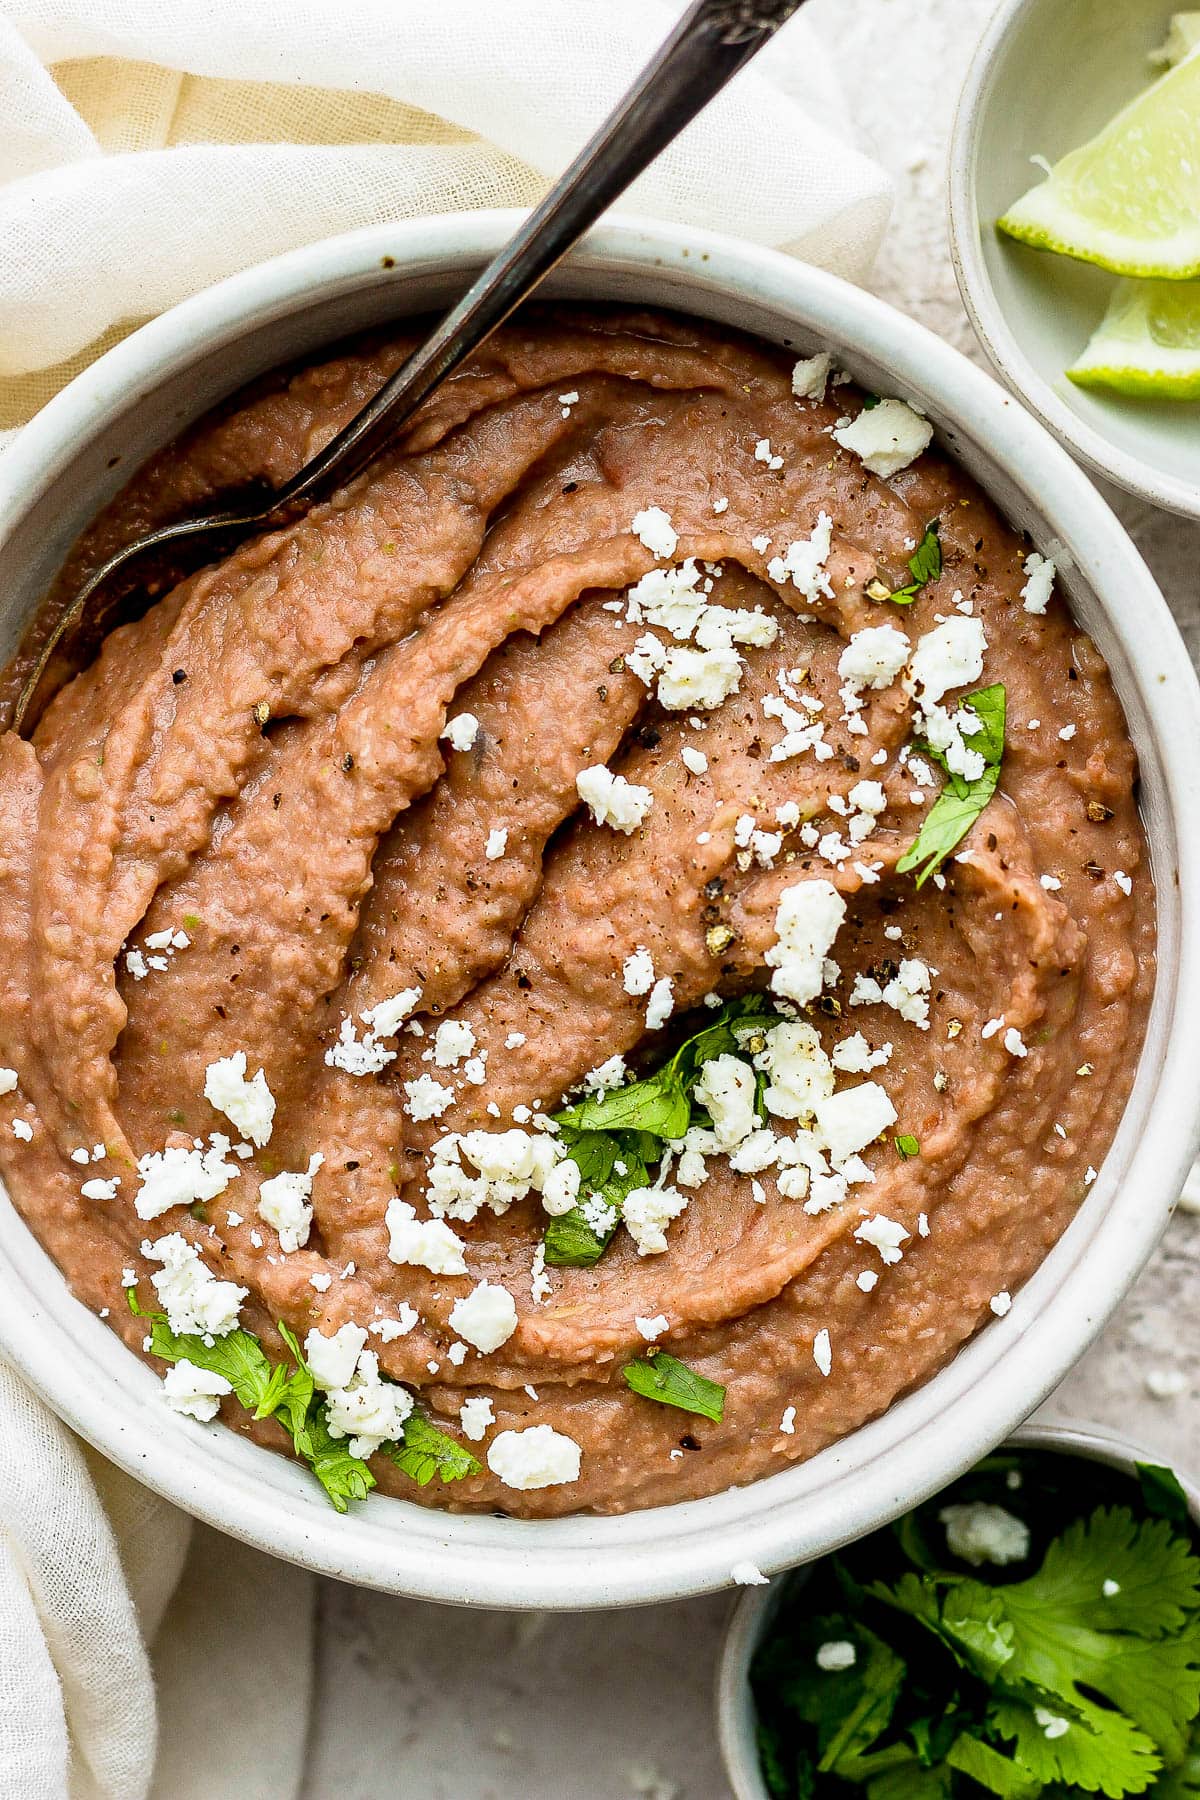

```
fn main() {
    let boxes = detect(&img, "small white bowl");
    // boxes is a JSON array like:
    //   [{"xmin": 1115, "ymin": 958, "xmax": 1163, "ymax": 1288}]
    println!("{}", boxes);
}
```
[
  {"xmin": 948, "ymin": 0, "xmax": 1200, "ymax": 518},
  {"xmin": 716, "ymin": 1422, "xmax": 1200, "ymax": 1799},
  {"xmin": 1, "ymin": 213, "xmax": 1199, "ymax": 1610}
]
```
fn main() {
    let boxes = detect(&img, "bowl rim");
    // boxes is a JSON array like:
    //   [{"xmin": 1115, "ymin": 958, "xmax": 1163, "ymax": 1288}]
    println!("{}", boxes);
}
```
[
  {"xmin": 946, "ymin": 0, "xmax": 1200, "ymax": 522},
  {"xmin": 715, "ymin": 1420, "xmax": 1200, "ymax": 1800},
  {"xmin": 1, "ymin": 209, "xmax": 1199, "ymax": 1611}
]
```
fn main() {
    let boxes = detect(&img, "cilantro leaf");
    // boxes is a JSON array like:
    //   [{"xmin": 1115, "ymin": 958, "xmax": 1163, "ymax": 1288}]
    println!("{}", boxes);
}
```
[
  {"xmin": 989, "ymin": 1694, "xmax": 1163, "ymax": 1798},
  {"xmin": 543, "ymin": 1204, "xmax": 617, "ymax": 1266},
  {"xmin": 1139, "ymin": 1462, "xmax": 1193, "ymax": 1529},
  {"xmin": 542, "ymin": 1131, "xmax": 650, "ymax": 1266},
  {"xmin": 897, "ymin": 684, "xmax": 1006, "ymax": 886},
  {"xmin": 882, "ymin": 523, "xmax": 943, "ymax": 606},
  {"xmin": 753, "ymin": 1612, "xmax": 905, "ymax": 1778},
  {"xmin": 292, "ymin": 1405, "xmax": 376, "ymax": 1513},
  {"xmin": 1012, "ymin": 1505, "xmax": 1200, "ymax": 1638},
  {"xmin": 945, "ymin": 1730, "xmax": 1043, "ymax": 1799},
  {"xmin": 384, "ymin": 1414, "xmax": 482, "ymax": 1488},
  {"xmin": 545, "ymin": 998, "xmax": 779, "ymax": 1265},
  {"xmin": 1156, "ymin": 1715, "xmax": 1200, "ymax": 1799},
  {"xmin": 622, "ymin": 1351, "xmax": 725, "ymax": 1422},
  {"xmin": 559, "ymin": 1072, "xmax": 691, "ymax": 1140},
  {"xmin": 894, "ymin": 1134, "xmax": 920, "ymax": 1159}
]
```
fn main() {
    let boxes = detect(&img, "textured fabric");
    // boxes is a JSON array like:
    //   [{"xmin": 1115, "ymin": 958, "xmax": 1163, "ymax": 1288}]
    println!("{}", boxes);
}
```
[
  {"xmin": 0, "ymin": 4, "xmax": 889, "ymax": 1795},
  {"xmin": 0, "ymin": 0, "xmax": 893, "ymax": 426}
]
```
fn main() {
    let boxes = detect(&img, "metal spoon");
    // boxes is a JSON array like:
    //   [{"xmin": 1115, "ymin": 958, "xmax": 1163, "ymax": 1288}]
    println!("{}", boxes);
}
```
[{"xmin": 12, "ymin": 0, "xmax": 806, "ymax": 732}]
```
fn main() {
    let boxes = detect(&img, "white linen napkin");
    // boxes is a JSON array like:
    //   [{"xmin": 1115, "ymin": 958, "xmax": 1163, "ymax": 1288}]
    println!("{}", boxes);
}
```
[{"xmin": 0, "ymin": 4, "xmax": 891, "ymax": 1795}]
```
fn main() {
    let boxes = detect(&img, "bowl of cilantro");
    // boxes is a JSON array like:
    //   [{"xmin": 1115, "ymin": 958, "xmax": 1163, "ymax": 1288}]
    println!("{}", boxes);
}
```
[{"xmin": 717, "ymin": 1422, "xmax": 1200, "ymax": 1800}]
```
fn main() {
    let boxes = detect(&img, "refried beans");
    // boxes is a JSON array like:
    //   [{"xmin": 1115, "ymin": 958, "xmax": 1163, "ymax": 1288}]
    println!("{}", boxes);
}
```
[{"xmin": 0, "ymin": 306, "xmax": 1153, "ymax": 1516}]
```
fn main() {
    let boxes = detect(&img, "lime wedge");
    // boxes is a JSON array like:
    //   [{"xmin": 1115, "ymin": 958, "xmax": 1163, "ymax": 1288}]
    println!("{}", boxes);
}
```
[
  {"xmin": 997, "ymin": 50, "xmax": 1200, "ymax": 278},
  {"xmin": 1067, "ymin": 278, "xmax": 1200, "ymax": 398}
]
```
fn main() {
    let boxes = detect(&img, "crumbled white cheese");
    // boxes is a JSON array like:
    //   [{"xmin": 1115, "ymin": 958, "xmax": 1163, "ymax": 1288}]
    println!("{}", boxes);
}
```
[
  {"xmin": 1020, "ymin": 552, "xmax": 1056, "ymax": 615},
  {"xmin": 0, "ymin": 1069, "xmax": 17, "ymax": 1096},
  {"xmin": 203, "ymin": 1052, "xmax": 275, "ymax": 1146},
  {"xmin": 645, "ymin": 977, "xmax": 675, "ymax": 1031},
  {"xmin": 448, "ymin": 1280, "xmax": 518, "ymax": 1353},
  {"xmin": 767, "ymin": 513, "xmax": 834, "ymax": 606},
  {"xmin": 623, "ymin": 1185, "xmax": 688, "ymax": 1256},
  {"xmin": 323, "ymin": 1349, "xmax": 413, "ymax": 1459},
  {"xmin": 681, "ymin": 745, "xmax": 708, "ymax": 775},
  {"xmin": 780, "ymin": 1405, "xmax": 796, "ymax": 1434},
  {"xmin": 990, "ymin": 1291, "xmax": 1013, "ymax": 1317},
  {"xmin": 656, "ymin": 643, "xmax": 744, "ymax": 711},
  {"xmin": 909, "ymin": 616, "xmax": 987, "ymax": 708},
  {"xmin": 581, "ymin": 1054, "xmax": 628, "ymax": 1097},
  {"xmin": 305, "ymin": 1322, "xmax": 369, "ymax": 1391},
  {"xmin": 1002, "ymin": 1027, "xmax": 1027, "ymax": 1059},
  {"xmin": 838, "ymin": 624, "xmax": 911, "ymax": 692},
  {"xmin": 756, "ymin": 1020, "xmax": 835, "ymax": 1122},
  {"xmin": 631, "ymin": 506, "xmax": 678, "ymax": 559},
  {"xmin": 792, "ymin": 352, "xmax": 833, "ymax": 401},
  {"xmin": 754, "ymin": 437, "xmax": 784, "ymax": 471},
  {"xmin": 833, "ymin": 398, "xmax": 933, "ymax": 478},
  {"xmin": 143, "ymin": 1233, "xmax": 247, "ymax": 1337},
  {"xmin": 814, "ymin": 1082, "xmax": 897, "ymax": 1166},
  {"xmin": 369, "ymin": 1305, "xmax": 419, "ymax": 1341},
  {"xmin": 402, "ymin": 1073, "xmax": 456, "ymax": 1121},
  {"xmin": 766, "ymin": 879, "xmax": 846, "ymax": 1006},
  {"xmin": 831, "ymin": 1033, "xmax": 892, "ymax": 1074},
  {"xmin": 940, "ymin": 1502, "xmax": 1031, "ymax": 1566},
  {"xmin": 487, "ymin": 1424, "xmax": 581, "ymax": 1489},
  {"xmin": 441, "ymin": 712, "xmax": 480, "ymax": 752},
  {"xmin": 258, "ymin": 1152, "xmax": 323, "ymax": 1252},
  {"xmin": 325, "ymin": 1016, "xmax": 396, "ymax": 1076},
  {"xmin": 432, "ymin": 1019, "xmax": 476, "ymax": 1068},
  {"xmin": 623, "ymin": 947, "xmax": 656, "ymax": 997},
  {"xmin": 576, "ymin": 763, "xmax": 654, "ymax": 833},
  {"xmin": 134, "ymin": 1140, "xmax": 237, "ymax": 1222},
  {"xmin": 385, "ymin": 1199, "xmax": 467, "ymax": 1274},
  {"xmin": 81, "ymin": 1177, "xmax": 119, "ymax": 1200},
  {"xmin": 162, "ymin": 1359, "xmax": 233, "ymax": 1423},
  {"xmin": 853, "ymin": 1213, "xmax": 911, "ymax": 1265},
  {"xmin": 813, "ymin": 1328, "xmax": 832, "ymax": 1376},
  {"xmin": 460, "ymin": 1395, "xmax": 495, "ymax": 1441},
  {"xmin": 485, "ymin": 827, "xmax": 508, "ymax": 860},
  {"xmin": 1113, "ymin": 870, "xmax": 1132, "ymax": 897},
  {"xmin": 694, "ymin": 1054, "xmax": 759, "ymax": 1147},
  {"xmin": 625, "ymin": 560, "xmax": 707, "ymax": 639},
  {"xmin": 636, "ymin": 1314, "xmax": 669, "ymax": 1343},
  {"xmin": 361, "ymin": 987, "xmax": 422, "ymax": 1037}
]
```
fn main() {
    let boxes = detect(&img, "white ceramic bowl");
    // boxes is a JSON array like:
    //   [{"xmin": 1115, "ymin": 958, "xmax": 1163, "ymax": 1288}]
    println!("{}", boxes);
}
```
[
  {"xmin": 1, "ymin": 212, "xmax": 1198, "ymax": 1611},
  {"xmin": 716, "ymin": 1421, "xmax": 1200, "ymax": 1799},
  {"xmin": 949, "ymin": 0, "xmax": 1200, "ymax": 519}
]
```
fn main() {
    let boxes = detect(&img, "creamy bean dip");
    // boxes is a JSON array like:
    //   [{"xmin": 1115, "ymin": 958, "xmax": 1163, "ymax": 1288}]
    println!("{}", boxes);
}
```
[{"xmin": 0, "ymin": 308, "xmax": 1152, "ymax": 1515}]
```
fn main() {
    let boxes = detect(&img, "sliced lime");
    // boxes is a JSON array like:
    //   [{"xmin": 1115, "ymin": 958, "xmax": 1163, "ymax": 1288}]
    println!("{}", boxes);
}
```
[
  {"xmin": 997, "ymin": 50, "xmax": 1200, "ymax": 279},
  {"xmin": 1068, "ymin": 278, "xmax": 1200, "ymax": 399}
]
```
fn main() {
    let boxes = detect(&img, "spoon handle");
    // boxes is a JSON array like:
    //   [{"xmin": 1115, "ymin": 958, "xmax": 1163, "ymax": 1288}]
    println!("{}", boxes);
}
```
[{"xmin": 281, "ymin": 0, "xmax": 808, "ymax": 506}]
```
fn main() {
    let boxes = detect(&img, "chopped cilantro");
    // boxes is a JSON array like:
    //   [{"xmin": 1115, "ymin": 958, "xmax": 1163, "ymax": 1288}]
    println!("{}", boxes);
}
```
[
  {"xmin": 894, "ymin": 1134, "xmax": 920, "ymax": 1159},
  {"xmin": 897, "ymin": 684, "xmax": 1006, "ymax": 887},
  {"xmin": 128, "ymin": 1292, "xmax": 475, "ymax": 1512},
  {"xmin": 878, "ymin": 522, "xmax": 943, "ymax": 606},
  {"xmin": 544, "ymin": 996, "xmax": 780, "ymax": 1267},
  {"xmin": 622, "ymin": 1351, "xmax": 725, "ymax": 1422},
  {"xmin": 750, "ymin": 1447, "xmax": 1200, "ymax": 1800},
  {"xmin": 383, "ymin": 1414, "xmax": 481, "ymax": 1488}
]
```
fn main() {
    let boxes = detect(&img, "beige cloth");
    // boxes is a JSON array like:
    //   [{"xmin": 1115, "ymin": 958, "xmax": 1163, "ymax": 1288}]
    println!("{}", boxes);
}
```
[{"xmin": 0, "ymin": 3, "xmax": 891, "ymax": 1795}]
